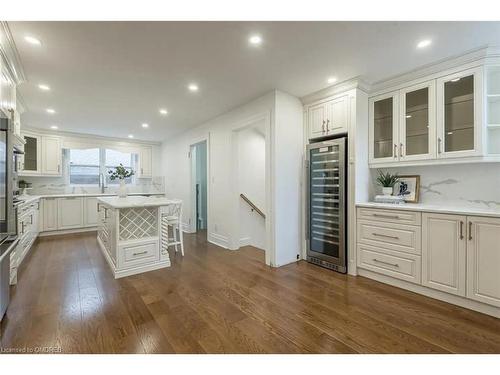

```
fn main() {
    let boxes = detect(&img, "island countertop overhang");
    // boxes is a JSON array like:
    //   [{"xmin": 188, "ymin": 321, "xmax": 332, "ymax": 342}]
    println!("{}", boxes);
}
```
[{"xmin": 97, "ymin": 195, "xmax": 180, "ymax": 209}]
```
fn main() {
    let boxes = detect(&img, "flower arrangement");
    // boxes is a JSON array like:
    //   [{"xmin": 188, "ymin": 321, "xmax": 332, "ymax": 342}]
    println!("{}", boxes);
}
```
[
  {"xmin": 108, "ymin": 164, "xmax": 134, "ymax": 181},
  {"xmin": 376, "ymin": 170, "xmax": 399, "ymax": 196}
]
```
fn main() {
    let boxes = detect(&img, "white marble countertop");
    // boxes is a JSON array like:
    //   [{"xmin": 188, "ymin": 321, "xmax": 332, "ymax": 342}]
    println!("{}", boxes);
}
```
[
  {"xmin": 356, "ymin": 202, "xmax": 500, "ymax": 218},
  {"xmin": 97, "ymin": 195, "xmax": 180, "ymax": 209},
  {"xmin": 20, "ymin": 192, "xmax": 164, "ymax": 199}
]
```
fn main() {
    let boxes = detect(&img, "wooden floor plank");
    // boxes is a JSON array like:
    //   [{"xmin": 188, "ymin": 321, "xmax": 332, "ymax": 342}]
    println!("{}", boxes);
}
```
[{"xmin": 1, "ymin": 231, "xmax": 499, "ymax": 353}]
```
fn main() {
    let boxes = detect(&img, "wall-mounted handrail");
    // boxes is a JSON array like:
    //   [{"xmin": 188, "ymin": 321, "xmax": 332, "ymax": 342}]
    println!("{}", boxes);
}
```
[{"xmin": 240, "ymin": 194, "xmax": 265, "ymax": 219}]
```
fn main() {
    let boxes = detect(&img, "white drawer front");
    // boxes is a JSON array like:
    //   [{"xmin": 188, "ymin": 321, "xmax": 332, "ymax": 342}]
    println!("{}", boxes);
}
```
[
  {"xmin": 120, "ymin": 241, "xmax": 159, "ymax": 269},
  {"xmin": 358, "ymin": 243, "xmax": 421, "ymax": 284},
  {"xmin": 357, "ymin": 207, "xmax": 421, "ymax": 225},
  {"xmin": 357, "ymin": 221, "xmax": 421, "ymax": 255}
]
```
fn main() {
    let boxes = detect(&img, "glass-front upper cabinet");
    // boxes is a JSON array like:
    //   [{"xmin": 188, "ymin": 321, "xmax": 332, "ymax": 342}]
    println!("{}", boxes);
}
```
[
  {"xmin": 19, "ymin": 133, "xmax": 41, "ymax": 175},
  {"xmin": 400, "ymin": 81, "xmax": 436, "ymax": 161},
  {"xmin": 437, "ymin": 67, "xmax": 483, "ymax": 158},
  {"xmin": 369, "ymin": 91, "xmax": 399, "ymax": 163}
]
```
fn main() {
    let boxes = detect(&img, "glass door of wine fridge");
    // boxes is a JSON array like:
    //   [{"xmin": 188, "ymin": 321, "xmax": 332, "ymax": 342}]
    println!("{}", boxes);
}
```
[{"xmin": 306, "ymin": 137, "xmax": 346, "ymax": 273}]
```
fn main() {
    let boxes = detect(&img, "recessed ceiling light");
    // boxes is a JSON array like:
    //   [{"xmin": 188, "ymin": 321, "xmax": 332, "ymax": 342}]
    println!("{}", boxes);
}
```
[
  {"xmin": 188, "ymin": 83, "xmax": 199, "ymax": 92},
  {"xmin": 46, "ymin": 108, "xmax": 56, "ymax": 114},
  {"xmin": 38, "ymin": 84, "xmax": 50, "ymax": 91},
  {"xmin": 141, "ymin": 123, "xmax": 149, "ymax": 128},
  {"xmin": 327, "ymin": 77, "xmax": 338, "ymax": 84},
  {"xmin": 249, "ymin": 35, "xmax": 262, "ymax": 45},
  {"xmin": 128, "ymin": 134, "xmax": 134, "ymax": 139},
  {"xmin": 159, "ymin": 109, "xmax": 168, "ymax": 115},
  {"xmin": 50, "ymin": 125, "xmax": 58, "ymax": 130},
  {"xmin": 24, "ymin": 36, "xmax": 41, "ymax": 45},
  {"xmin": 417, "ymin": 39, "xmax": 432, "ymax": 49},
  {"xmin": 451, "ymin": 78, "xmax": 461, "ymax": 82}
]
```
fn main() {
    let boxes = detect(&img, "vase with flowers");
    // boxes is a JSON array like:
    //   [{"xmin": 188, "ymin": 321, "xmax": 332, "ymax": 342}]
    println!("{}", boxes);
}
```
[{"xmin": 108, "ymin": 164, "xmax": 134, "ymax": 198}]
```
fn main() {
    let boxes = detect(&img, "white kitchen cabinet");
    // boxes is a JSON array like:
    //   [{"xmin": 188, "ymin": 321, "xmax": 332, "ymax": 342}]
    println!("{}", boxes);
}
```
[
  {"xmin": 466, "ymin": 216, "xmax": 500, "ymax": 307},
  {"xmin": 306, "ymin": 95, "xmax": 349, "ymax": 139},
  {"xmin": 57, "ymin": 197, "xmax": 84, "ymax": 229},
  {"xmin": 422, "ymin": 213, "xmax": 467, "ymax": 296},
  {"xmin": 41, "ymin": 136, "xmax": 62, "ymax": 176},
  {"xmin": 436, "ymin": 67, "xmax": 483, "ymax": 159},
  {"xmin": 84, "ymin": 196, "xmax": 99, "ymax": 227},
  {"xmin": 369, "ymin": 90, "xmax": 399, "ymax": 164},
  {"xmin": 138, "ymin": 146, "xmax": 153, "ymax": 178},
  {"xmin": 19, "ymin": 132, "xmax": 42, "ymax": 176},
  {"xmin": 42, "ymin": 198, "xmax": 58, "ymax": 231}
]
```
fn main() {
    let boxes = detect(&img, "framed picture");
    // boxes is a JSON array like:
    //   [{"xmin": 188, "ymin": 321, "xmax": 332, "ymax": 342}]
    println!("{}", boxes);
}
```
[{"xmin": 394, "ymin": 175, "xmax": 420, "ymax": 203}]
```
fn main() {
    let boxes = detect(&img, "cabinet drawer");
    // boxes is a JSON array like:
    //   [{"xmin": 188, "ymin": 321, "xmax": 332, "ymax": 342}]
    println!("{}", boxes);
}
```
[
  {"xmin": 357, "ymin": 220, "xmax": 421, "ymax": 254},
  {"xmin": 357, "ymin": 207, "xmax": 421, "ymax": 225},
  {"xmin": 120, "ymin": 241, "xmax": 159, "ymax": 269},
  {"xmin": 358, "ymin": 243, "xmax": 421, "ymax": 284}
]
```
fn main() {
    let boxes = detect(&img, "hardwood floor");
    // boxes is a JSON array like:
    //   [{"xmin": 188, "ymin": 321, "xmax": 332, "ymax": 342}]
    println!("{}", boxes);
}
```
[{"xmin": 1, "ymin": 231, "xmax": 499, "ymax": 354}]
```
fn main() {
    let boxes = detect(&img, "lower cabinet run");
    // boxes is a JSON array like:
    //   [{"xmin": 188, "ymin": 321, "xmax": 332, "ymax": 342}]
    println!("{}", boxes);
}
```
[{"xmin": 357, "ymin": 207, "xmax": 500, "ymax": 317}]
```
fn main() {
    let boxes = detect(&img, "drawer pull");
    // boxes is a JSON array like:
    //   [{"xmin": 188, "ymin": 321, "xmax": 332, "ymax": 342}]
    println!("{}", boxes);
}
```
[
  {"xmin": 133, "ymin": 250, "xmax": 148, "ymax": 256},
  {"xmin": 372, "ymin": 213, "xmax": 400, "ymax": 219},
  {"xmin": 372, "ymin": 232, "xmax": 399, "ymax": 240},
  {"xmin": 373, "ymin": 258, "xmax": 399, "ymax": 268}
]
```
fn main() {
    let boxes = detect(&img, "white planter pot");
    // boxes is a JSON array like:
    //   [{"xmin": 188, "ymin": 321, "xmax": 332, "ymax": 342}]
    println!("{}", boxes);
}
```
[
  {"xmin": 118, "ymin": 180, "xmax": 128, "ymax": 198},
  {"xmin": 382, "ymin": 187, "xmax": 393, "ymax": 196}
]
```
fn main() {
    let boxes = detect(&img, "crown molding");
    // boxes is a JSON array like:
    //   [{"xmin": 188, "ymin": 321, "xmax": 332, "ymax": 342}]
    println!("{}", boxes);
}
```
[
  {"xmin": 300, "ymin": 76, "xmax": 370, "ymax": 105},
  {"xmin": 0, "ymin": 22, "xmax": 26, "ymax": 84}
]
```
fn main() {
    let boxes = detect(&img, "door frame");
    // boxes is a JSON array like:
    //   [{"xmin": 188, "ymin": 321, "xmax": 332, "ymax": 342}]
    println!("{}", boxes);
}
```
[
  {"xmin": 188, "ymin": 135, "xmax": 210, "ymax": 234},
  {"xmin": 229, "ymin": 111, "xmax": 274, "ymax": 266}
]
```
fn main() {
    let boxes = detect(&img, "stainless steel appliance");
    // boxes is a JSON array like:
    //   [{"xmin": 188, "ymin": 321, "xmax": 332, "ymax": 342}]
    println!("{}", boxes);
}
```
[
  {"xmin": 0, "ymin": 237, "xmax": 18, "ymax": 321},
  {"xmin": 306, "ymin": 136, "xmax": 347, "ymax": 273}
]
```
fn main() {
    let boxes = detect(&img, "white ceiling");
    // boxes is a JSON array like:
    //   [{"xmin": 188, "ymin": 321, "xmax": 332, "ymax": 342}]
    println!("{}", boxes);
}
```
[{"xmin": 9, "ymin": 21, "xmax": 500, "ymax": 141}]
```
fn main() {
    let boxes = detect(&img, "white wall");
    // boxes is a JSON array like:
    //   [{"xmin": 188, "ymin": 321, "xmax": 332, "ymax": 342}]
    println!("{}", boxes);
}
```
[
  {"xmin": 161, "ymin": 90, "xmax": 304, "ymax": 267},
  {"xmin": 237, "ymin": 125, "xmax": 266, "ymax": 250}
]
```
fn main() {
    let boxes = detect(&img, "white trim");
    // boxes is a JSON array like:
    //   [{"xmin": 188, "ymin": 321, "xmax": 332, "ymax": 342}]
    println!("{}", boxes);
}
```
[
  {"xmin": 39, "ymin": 227, "xmax": 97, "ymax": 237},
  {"xmin": 208, "ymin": 232, "xmax": 230, "ymax": 249},
  {"xmin": 0, "ymin": 22, "xmax": 26, "ymax": 84},
  {"xmin": 301, "ymin": 77, "xmax": 370, "ymax": 105},
  {"xmin": 188, "ymin": 134, "xmax": 210, "ymax": 235},
  {"xmin": 239, "ymin": 236, "xmax": 251, "ymax": 247},
  {"xmin": 358, "ymin": 268, "xmax": 500, "ymax": 318}
]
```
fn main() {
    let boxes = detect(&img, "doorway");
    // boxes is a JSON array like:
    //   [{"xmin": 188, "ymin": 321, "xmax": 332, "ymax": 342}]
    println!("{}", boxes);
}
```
[{"xmin": 190, "ymin": 140, "xmax": 208, "ymax": 238}]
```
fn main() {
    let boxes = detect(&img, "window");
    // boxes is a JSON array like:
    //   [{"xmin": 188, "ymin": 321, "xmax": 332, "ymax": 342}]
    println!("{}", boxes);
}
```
[
  {"xmin": 69, "ymin": 148, "xmax": 100, "ymax": 185},
  {"xmin": 105, "ymin": 149, "xmax": 134, "ymax": 185}
]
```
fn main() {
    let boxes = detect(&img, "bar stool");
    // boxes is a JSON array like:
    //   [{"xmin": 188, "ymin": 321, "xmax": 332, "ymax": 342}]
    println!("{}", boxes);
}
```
[{"xmin": 160, "ymin": 200, "xmax": 184, "ymax": 256}]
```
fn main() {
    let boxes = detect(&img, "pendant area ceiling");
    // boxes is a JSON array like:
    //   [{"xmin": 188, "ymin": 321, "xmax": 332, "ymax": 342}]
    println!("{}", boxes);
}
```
[{"xmin": 9, "ymin": 21, "xmax": 500, "ymax": 141}]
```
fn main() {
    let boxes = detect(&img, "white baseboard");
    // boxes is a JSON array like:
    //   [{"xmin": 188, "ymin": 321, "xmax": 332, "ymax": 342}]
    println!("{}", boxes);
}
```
[
  {"xmin": 358, "ymin": 268, "xmax": 500, "ymax": 318},
  {"xmin": 181, "ymin": 222, "xmax": 195, "ymax": 233},
  {"xmin": 39, "ymin": 227, "xmax": 97, "ymax": 237},
  {"xmin": 208, "ymin": 232, "xmax": 229, "ymax": 249},
  {"xmin": 239, "ymin": 236, "xmax": 251, "ymax": 247}
]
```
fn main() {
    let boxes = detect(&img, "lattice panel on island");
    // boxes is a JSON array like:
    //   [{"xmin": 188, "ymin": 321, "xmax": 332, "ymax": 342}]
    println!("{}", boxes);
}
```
[{"xmin": 119, "ymin": 207, "xmax": 158, "ymax": 240}]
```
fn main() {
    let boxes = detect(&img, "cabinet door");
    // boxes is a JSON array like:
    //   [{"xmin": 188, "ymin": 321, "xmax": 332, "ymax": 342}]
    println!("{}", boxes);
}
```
[
  {"xmin": 84, "ymin": 197, "xmax": 99, "ymax": 226},
  {"xmin": 41, "ymin": 136, "xmax": 62, "ymax": 175},
  {"xmin": 57, "ymin": 197, "xmax": 84, "ymax": 229},
  {"xmin": 325, "ymin": 96, "xmax": 348, "ymax": 135},
  {"xmin": 422, "ymin": 213, "xmax": 466, "ymax": 296},
  {"xmin": 400, "ymin": 81, "xmax": 436, "ymax": 161},
  {"xmin": 369, "ymin": 91, "xmax": 399, "ymax": 164},
  {"xmin": 436, "ymin": 67, "xmax": 483, "ymax": 159},
  {"xmin": 138, "ymin": 147, "xmax": 153, "ymax": 178},
  {"xmin": 20, "ymin": 133, "xmax": 41, "ymax": 175},
  {"xmin": 467, "ymin": 216, "xmax": 500, "ymax": 307},
  {"xmin": 42, "ymin": 198, "xmax": 58, "ymax": 231},
  {"xmin": 308, "ymin": 103, "xmax": 327, "ymax": 138}
]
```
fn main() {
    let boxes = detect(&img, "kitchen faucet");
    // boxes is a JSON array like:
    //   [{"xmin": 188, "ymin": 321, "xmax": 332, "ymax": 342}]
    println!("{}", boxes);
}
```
[{"xmin": 99, "ymin": 173, "xmax": 106, "ymax": 193}]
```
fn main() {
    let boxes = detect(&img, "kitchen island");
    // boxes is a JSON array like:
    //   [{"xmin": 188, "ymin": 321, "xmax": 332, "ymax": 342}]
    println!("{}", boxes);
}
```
[{"xmin": 96, "ymin": 196, "xmax": 180, "ymax": 278}]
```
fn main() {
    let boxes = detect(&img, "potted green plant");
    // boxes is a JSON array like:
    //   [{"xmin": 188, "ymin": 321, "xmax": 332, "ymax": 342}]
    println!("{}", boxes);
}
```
[
  {"xmin": 376, "ymin": 170, "xmax": 399, "ymax": 196},
  {"xmin": 108, "ymin": 164, "xmax": 134, "ymax": 198}
]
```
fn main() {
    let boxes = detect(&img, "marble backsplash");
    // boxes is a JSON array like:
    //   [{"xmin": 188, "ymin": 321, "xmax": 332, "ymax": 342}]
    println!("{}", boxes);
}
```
[
  {"xmin": 20, "ymin": 176, "xmax": 165, "ymax": 196},
  {"xmin": 373, "ymin": 163, "xmax": 500, "ymax": 210}
]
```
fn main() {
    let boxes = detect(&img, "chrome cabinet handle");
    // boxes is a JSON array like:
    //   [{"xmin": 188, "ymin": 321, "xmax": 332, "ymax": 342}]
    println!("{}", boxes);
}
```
[
  {"xmin": 372, "ymin": 232, "xmax": 399, "ymax": 240},
  {"xmin": 394, "ymin": 144, "xmax": 398, "ymax": 158},
  {"xmin": 322, "ymin": 120, "xmax": 326, "ymax": 133},
  {"xmin": 133, "ymin": 251, "xmax": 148, "ymax": 256},
  {"xmin": 438, "ymin": 138, "xmax": 442, "ymax": 154},
  {"xmin": 141, "ymin": 168, "xmax": 144, "ymax": 175},
  {"xmin": 326, "ymin": 119, "xmax": 330, "ymax": 132},
  {"xmin": 460, "ymin": 221, "xmax": 464, "ymax": 240},
  {"xmin": 373, "ymin": 213, "xmax": 400, "ymax": 219},
  {"xmin": 30, "ymin": 215, "xmax": 33, "ymax": 225},
  {"xmin": 400, "ymin": 143, "xmax": 404, "ymax": 157},
  {"xmin": 58, "ymin": 165, "xmax": 60, "ymax": 173},
  {"xmin": 373, "ymin": 258, "xmax": 399, "ymax": 268},
  {"xmin": 468, "ymin": 221, "xmax": 473, "ymax": 241}
]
